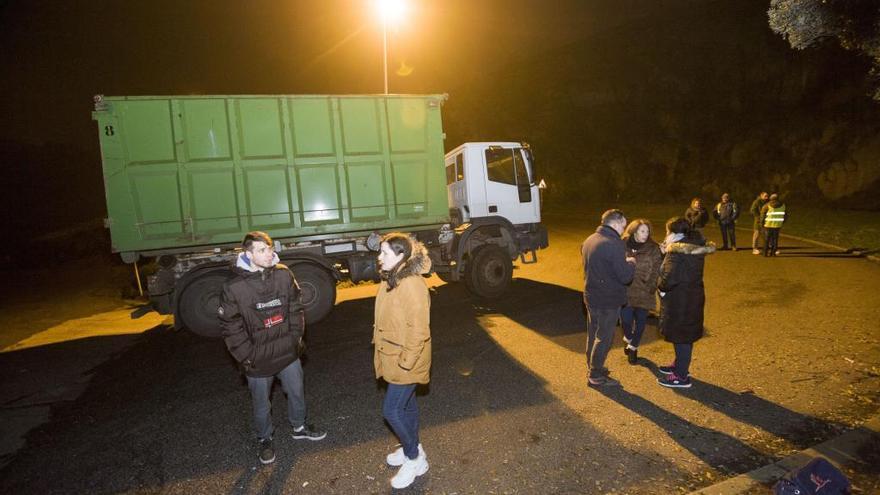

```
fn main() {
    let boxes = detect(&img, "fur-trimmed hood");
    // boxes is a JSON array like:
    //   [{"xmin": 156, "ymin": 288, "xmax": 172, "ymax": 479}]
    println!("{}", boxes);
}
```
[
  {"xmin": 383, "ymin": 237, "xmax": 432, "ymax": 290},
  {"xmin": 665, "ymin": 240, "xmax": 716, "ymax": 256}
]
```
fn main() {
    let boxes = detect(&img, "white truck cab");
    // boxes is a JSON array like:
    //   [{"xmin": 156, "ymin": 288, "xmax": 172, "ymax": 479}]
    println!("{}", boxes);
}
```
[{"xmin": 445, "ymin": 142, "xmax": 541, "ymax": 226}]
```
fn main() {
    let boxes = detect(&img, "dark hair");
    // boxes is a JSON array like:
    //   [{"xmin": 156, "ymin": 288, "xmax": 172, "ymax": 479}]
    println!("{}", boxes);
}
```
[
  {"xmin": 665, "ymin": 216, "xmax": 691, "ymax": 235},
  {"xmin": 601, "ymin": 209, "xmax": 626, "ymax": 226},
  {"xmin": 242, "ymin": 231, "xmax": 273, "ymax": 250},
  {"xmin": 623, "ymin": 218, "xmax": 653, "ymax": 240},
  {"xmin": 380, "ymin": 232, "xmax": 414, "ymax": 290}
]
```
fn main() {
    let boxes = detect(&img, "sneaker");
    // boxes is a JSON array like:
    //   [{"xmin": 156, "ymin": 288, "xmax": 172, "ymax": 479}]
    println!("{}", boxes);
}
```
[
  {"xmin": 752, "ymin": 248, "xmax": 760, "ymax": 255},
  {"xmin": 390, "ymin": 452, "xmax": 429, "ymax": 489},
  {"xmin": 588, "ymin": 375, "xmax": 621, "ymax": 387},
  {"xmin": 775, "ymin": 250, "xmax": 780, "ymax": 256},
  {"xmin": 292, "ymin": 424, "xmax": 327, "ymax": 441},
  {"xmin": 658, "ymin": 374, "xmax": 692, "ymax": 388},
  {"xmin": 258, "ymin": 438, "xmax": 275, "ymax": 465},
  {"xmin": 658, "ymin": 364, "xmax": 676, "ymax": 375},
  {"xmin": 387, "ymin": 443, "xmax": 426, "ymax": 467},
  {"xmin": 732, "ymin": 246, "xmax": 738, "ymax": 251}
]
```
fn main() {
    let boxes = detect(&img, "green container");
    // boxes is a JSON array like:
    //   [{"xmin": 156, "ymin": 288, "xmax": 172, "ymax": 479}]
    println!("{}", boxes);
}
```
[{"xmin": 93, "ymin": 94, "xmax": 449, "ymax": 259}]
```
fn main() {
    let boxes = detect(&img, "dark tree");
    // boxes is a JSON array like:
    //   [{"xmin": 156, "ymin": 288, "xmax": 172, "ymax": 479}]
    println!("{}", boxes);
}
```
[{"xmin": 769, "ymin": 0, "xmax": 880, "ymax": 98}]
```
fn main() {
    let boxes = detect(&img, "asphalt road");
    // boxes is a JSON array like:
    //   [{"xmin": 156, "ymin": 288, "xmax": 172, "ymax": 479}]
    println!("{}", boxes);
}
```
[{"xmin": 1, "ymin": 210, "xmax": 878, "ymax": 494}]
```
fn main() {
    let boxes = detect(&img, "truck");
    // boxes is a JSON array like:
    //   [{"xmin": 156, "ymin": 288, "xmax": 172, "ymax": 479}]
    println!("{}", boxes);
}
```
[{"xmin": 92, "ymin": 93, "xmax": 547, "ymax": 337}]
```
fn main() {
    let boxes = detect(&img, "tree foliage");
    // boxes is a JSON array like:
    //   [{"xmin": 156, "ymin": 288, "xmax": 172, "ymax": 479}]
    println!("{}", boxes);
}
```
[{"xmin": 769, "ymin": 0, "xmax": 880, "ymax": 98}]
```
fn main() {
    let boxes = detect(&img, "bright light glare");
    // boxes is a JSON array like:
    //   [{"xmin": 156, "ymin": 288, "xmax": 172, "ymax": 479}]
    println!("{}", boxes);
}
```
[{"xmin": 376, "ymin": 0, "xmax": 406, "ymax": 24}]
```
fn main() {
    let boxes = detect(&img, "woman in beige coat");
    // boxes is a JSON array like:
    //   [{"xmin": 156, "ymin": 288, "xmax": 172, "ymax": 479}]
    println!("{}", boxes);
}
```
[{"xmin": 374, "ymin": 233, "xmax": 432, "ymax": 489}]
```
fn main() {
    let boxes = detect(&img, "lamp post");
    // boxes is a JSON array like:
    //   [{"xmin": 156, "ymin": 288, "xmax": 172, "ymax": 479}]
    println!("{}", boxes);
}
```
[{"xmin": 376, "ymin": 0, "xmax": 406, "ymax": 94}]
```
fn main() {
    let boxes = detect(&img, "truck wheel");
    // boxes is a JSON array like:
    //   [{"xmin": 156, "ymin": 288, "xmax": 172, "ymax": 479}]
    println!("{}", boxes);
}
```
[
  {"xmin": 179, "ymin": 271, "xmax": 231, "ymax": 338},
  {"xmin": 291, "ymin": 264, "xmax": 336, "ymax": 324},
  {"xmin": 465, "ymin": 245, "xmax": 513, "ymax": 298}
]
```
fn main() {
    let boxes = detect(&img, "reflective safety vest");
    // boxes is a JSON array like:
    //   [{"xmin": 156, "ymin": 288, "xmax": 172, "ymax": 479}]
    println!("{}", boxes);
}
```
[{"xmin": 764, "ymin": 204, "xmax": 786, "ymax": 228}]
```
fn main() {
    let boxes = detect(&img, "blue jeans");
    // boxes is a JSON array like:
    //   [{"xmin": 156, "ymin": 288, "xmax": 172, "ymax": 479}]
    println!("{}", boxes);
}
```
[
  {"xmin": 673, "ymin": 343, "xmax": 693, "ymax": 378},
  {"xmin": 620, "ymin": 306, "xmax": 648, "ymax": 348},
  {"xmin": 383, "ymin": 383, "xmax": 420, "ymax": 460},
  {"xmin": 586, "ymin": 306, "xmax": 620, "ymax": 379},
  {"xmin": 246, "ymin": 359, "xmax": 306, "ymax": 440}
]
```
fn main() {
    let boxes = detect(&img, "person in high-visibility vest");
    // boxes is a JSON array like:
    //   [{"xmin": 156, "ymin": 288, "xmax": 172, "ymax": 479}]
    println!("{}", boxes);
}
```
[{"xmin": 760, "ymin": 194, "xmax": 787, "ymax": 257}]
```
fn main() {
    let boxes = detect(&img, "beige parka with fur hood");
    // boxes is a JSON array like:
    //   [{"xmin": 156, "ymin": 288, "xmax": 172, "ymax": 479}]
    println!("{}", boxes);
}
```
[{"xmin": 373, "ymin": 237, "xmax": 432, "ymax": 384}]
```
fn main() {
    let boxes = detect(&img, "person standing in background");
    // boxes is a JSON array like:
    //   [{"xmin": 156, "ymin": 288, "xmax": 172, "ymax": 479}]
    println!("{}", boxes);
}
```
[
  {"xmin": 712, "ymin": 193, "xmax": 740, "ymax": 250},
  {"xmin": 749, "ymin": 191, "xmax": 769, "ymax": 255},
  {"xmin": 761, "ymin": 194, "xmax": 787, "ymax": 257}
]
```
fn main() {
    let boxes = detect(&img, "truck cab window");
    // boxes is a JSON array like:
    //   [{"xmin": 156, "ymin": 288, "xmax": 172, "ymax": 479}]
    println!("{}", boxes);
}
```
[
  {"xmin": 446, "ymin": 164, "xmax": 456, "ymax": 185},
  {"xmin": 485, "ymin": 148, "xmax": 517, "ymax": 185}
]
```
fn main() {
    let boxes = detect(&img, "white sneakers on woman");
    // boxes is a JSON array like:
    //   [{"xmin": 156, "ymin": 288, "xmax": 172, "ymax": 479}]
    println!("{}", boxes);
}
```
[
  {"xmin": 386, "ymin": 443, "xmax": 425, "ymax": 466},
  {"xmin": 387, "ymin": 444, "xmax": 429, "ymax": 489}
]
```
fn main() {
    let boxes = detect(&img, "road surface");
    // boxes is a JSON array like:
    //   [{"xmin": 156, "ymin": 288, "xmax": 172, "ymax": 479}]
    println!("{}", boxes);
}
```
[{"xmin": 1, "ymin": 208, "xmax": 878, "ymax": 493}]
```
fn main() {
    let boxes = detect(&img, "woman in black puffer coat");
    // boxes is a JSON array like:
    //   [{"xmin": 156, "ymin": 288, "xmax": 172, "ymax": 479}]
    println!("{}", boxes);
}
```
[{"xmin": 656, "ymin": 217, "xmax": 715, "ymax": 388}]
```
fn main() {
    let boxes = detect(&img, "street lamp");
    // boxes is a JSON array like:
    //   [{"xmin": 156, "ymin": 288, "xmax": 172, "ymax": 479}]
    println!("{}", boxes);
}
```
[{"xmin": 376, "ymin": 0, "xmax": 406, "ymax": 94}]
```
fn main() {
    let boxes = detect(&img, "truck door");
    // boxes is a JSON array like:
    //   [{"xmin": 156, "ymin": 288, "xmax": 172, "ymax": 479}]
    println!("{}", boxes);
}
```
[
  {"xmin": 445, "ymin": 152, "xmax": 467, "ymax": 221},
  {"xmin": 482, "ymin": 146, "xmax": 540, "ymax": 225}
]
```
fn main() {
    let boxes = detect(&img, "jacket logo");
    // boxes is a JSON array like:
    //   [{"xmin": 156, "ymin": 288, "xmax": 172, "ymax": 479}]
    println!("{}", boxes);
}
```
[
  {"xmin": 256, "ymin": 298, "xmax": 282, "ymax": 310},
  {"xmin": 263, "ymin": 314, "xmax": 284, "ymax": 328}
]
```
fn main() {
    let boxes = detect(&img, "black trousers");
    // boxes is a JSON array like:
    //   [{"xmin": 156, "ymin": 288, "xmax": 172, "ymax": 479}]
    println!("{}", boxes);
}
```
[
  {"xmin": 719, "ymin": 222, "xmax": 736, "ymax": 248},
  {"xmin": 764, "ymin": 228, "xmax": 781, "ymax": 256}
]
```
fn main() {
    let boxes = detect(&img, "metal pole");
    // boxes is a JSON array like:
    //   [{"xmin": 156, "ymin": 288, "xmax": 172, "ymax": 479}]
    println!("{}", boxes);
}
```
[{"xmin": 383, "ymin": 17, "xmax": 389, "ymax": 94}]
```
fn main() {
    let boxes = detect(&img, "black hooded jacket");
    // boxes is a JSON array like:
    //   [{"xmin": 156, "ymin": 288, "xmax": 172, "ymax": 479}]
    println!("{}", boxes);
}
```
[
  {"xmin": 658, "ymin": 233, "xmax": 715, "ymax": 344},
  {"xmin": 219, "ymin": 255, "xmax": 304, "ymax": 378}
]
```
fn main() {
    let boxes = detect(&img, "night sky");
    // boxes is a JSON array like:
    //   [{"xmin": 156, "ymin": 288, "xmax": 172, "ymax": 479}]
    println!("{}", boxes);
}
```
[
  {"xmin": 2, "ymin": 0, "xmax": 875, "ymax": 236},
  {"xmin": 0, "ymin": 0, "xmax": 700, "ymax": 148}
]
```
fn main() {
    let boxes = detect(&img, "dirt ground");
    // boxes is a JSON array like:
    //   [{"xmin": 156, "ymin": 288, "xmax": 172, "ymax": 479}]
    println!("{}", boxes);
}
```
[{"xmin": 0, "ymin": 207, "xmax": 878, "ymax": 493}]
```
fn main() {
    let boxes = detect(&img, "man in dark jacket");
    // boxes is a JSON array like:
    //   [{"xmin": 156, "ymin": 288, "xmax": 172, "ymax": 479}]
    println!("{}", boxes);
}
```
[
  {"xmin": 749, "ymin": 192, "xmax": 769, "ymax": 255},
  {"xmin": 220, "ymin": 231, "xmax": 326, "ymax": 465},
  {"xmin": 581, "ymin": 209, "xmax": 636, "ymax": 387},
  {"xmin": 712, "ymin": 193, "xmax": 740, "ymax": 250},
  {"xmin": 685, "ymin": 198, "xmax": 709, "ymax": 231}
]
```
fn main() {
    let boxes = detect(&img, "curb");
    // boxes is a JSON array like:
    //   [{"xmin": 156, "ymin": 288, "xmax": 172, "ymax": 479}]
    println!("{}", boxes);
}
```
[{"xmin": 687, "ymin": 413, "xmax": 880, "ymax": 494}]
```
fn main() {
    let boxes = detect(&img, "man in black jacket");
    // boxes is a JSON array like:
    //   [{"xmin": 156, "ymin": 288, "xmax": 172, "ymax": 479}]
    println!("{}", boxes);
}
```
[
  {"xmin": 712, "ymin": 193, "xmax": 740, "ymax": 250},
  {"xmin": 581, "ymin": 209, "xmax": 636, "ymax": 387},
  {"xmin": 219, "ymin": 231, "xmax": 326, "ymax": 465}
]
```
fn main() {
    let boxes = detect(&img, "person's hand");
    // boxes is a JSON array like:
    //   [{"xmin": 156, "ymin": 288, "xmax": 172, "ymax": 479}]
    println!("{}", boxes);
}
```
[{"xmin": 626, "ymin": 257, "xmax": 636, "ymax": 264}]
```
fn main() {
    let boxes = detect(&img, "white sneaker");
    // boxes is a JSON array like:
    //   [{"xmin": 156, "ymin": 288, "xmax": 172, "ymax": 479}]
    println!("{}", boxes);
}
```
[
  {"xmin": 390, "ymin": 452, "xmax": 429, "ymax": 489},
  {"xmin": 752, "ymin": 248, "xmax": 760, "ymax": 255},
  {"xmin": 386, "ymin": 443, "xmax": 425, "ymax": 467}
]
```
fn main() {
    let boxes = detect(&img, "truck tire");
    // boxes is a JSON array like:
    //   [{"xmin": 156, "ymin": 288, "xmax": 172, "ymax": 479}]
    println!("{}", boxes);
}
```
[
  {"xmin": 178, "ymin": 270, "xmax": 232, "ymax": 338},
  {"xmin": 465, "ymin": 244, "xmax": 513, "ymax": 299},
  {"xmin": 291, "ymin": 264, "xmax": 336, "ymax": 324}
]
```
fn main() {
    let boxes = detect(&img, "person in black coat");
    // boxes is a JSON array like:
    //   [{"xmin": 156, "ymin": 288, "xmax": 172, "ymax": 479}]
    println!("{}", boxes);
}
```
[
  {"xmin": 220, "ymin": 231, "xmax": 327, "ymax": 465},
  {"xmin": 581, "ymin": 209, "xmax": 636, "ymax": 387},
  {"xmin": 684, "ymin": 197, "xmax": 709, "ymax": 231},
  {"xmin": 656, "ymin": 217, "xmax": 716, "ymax": 388}
]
